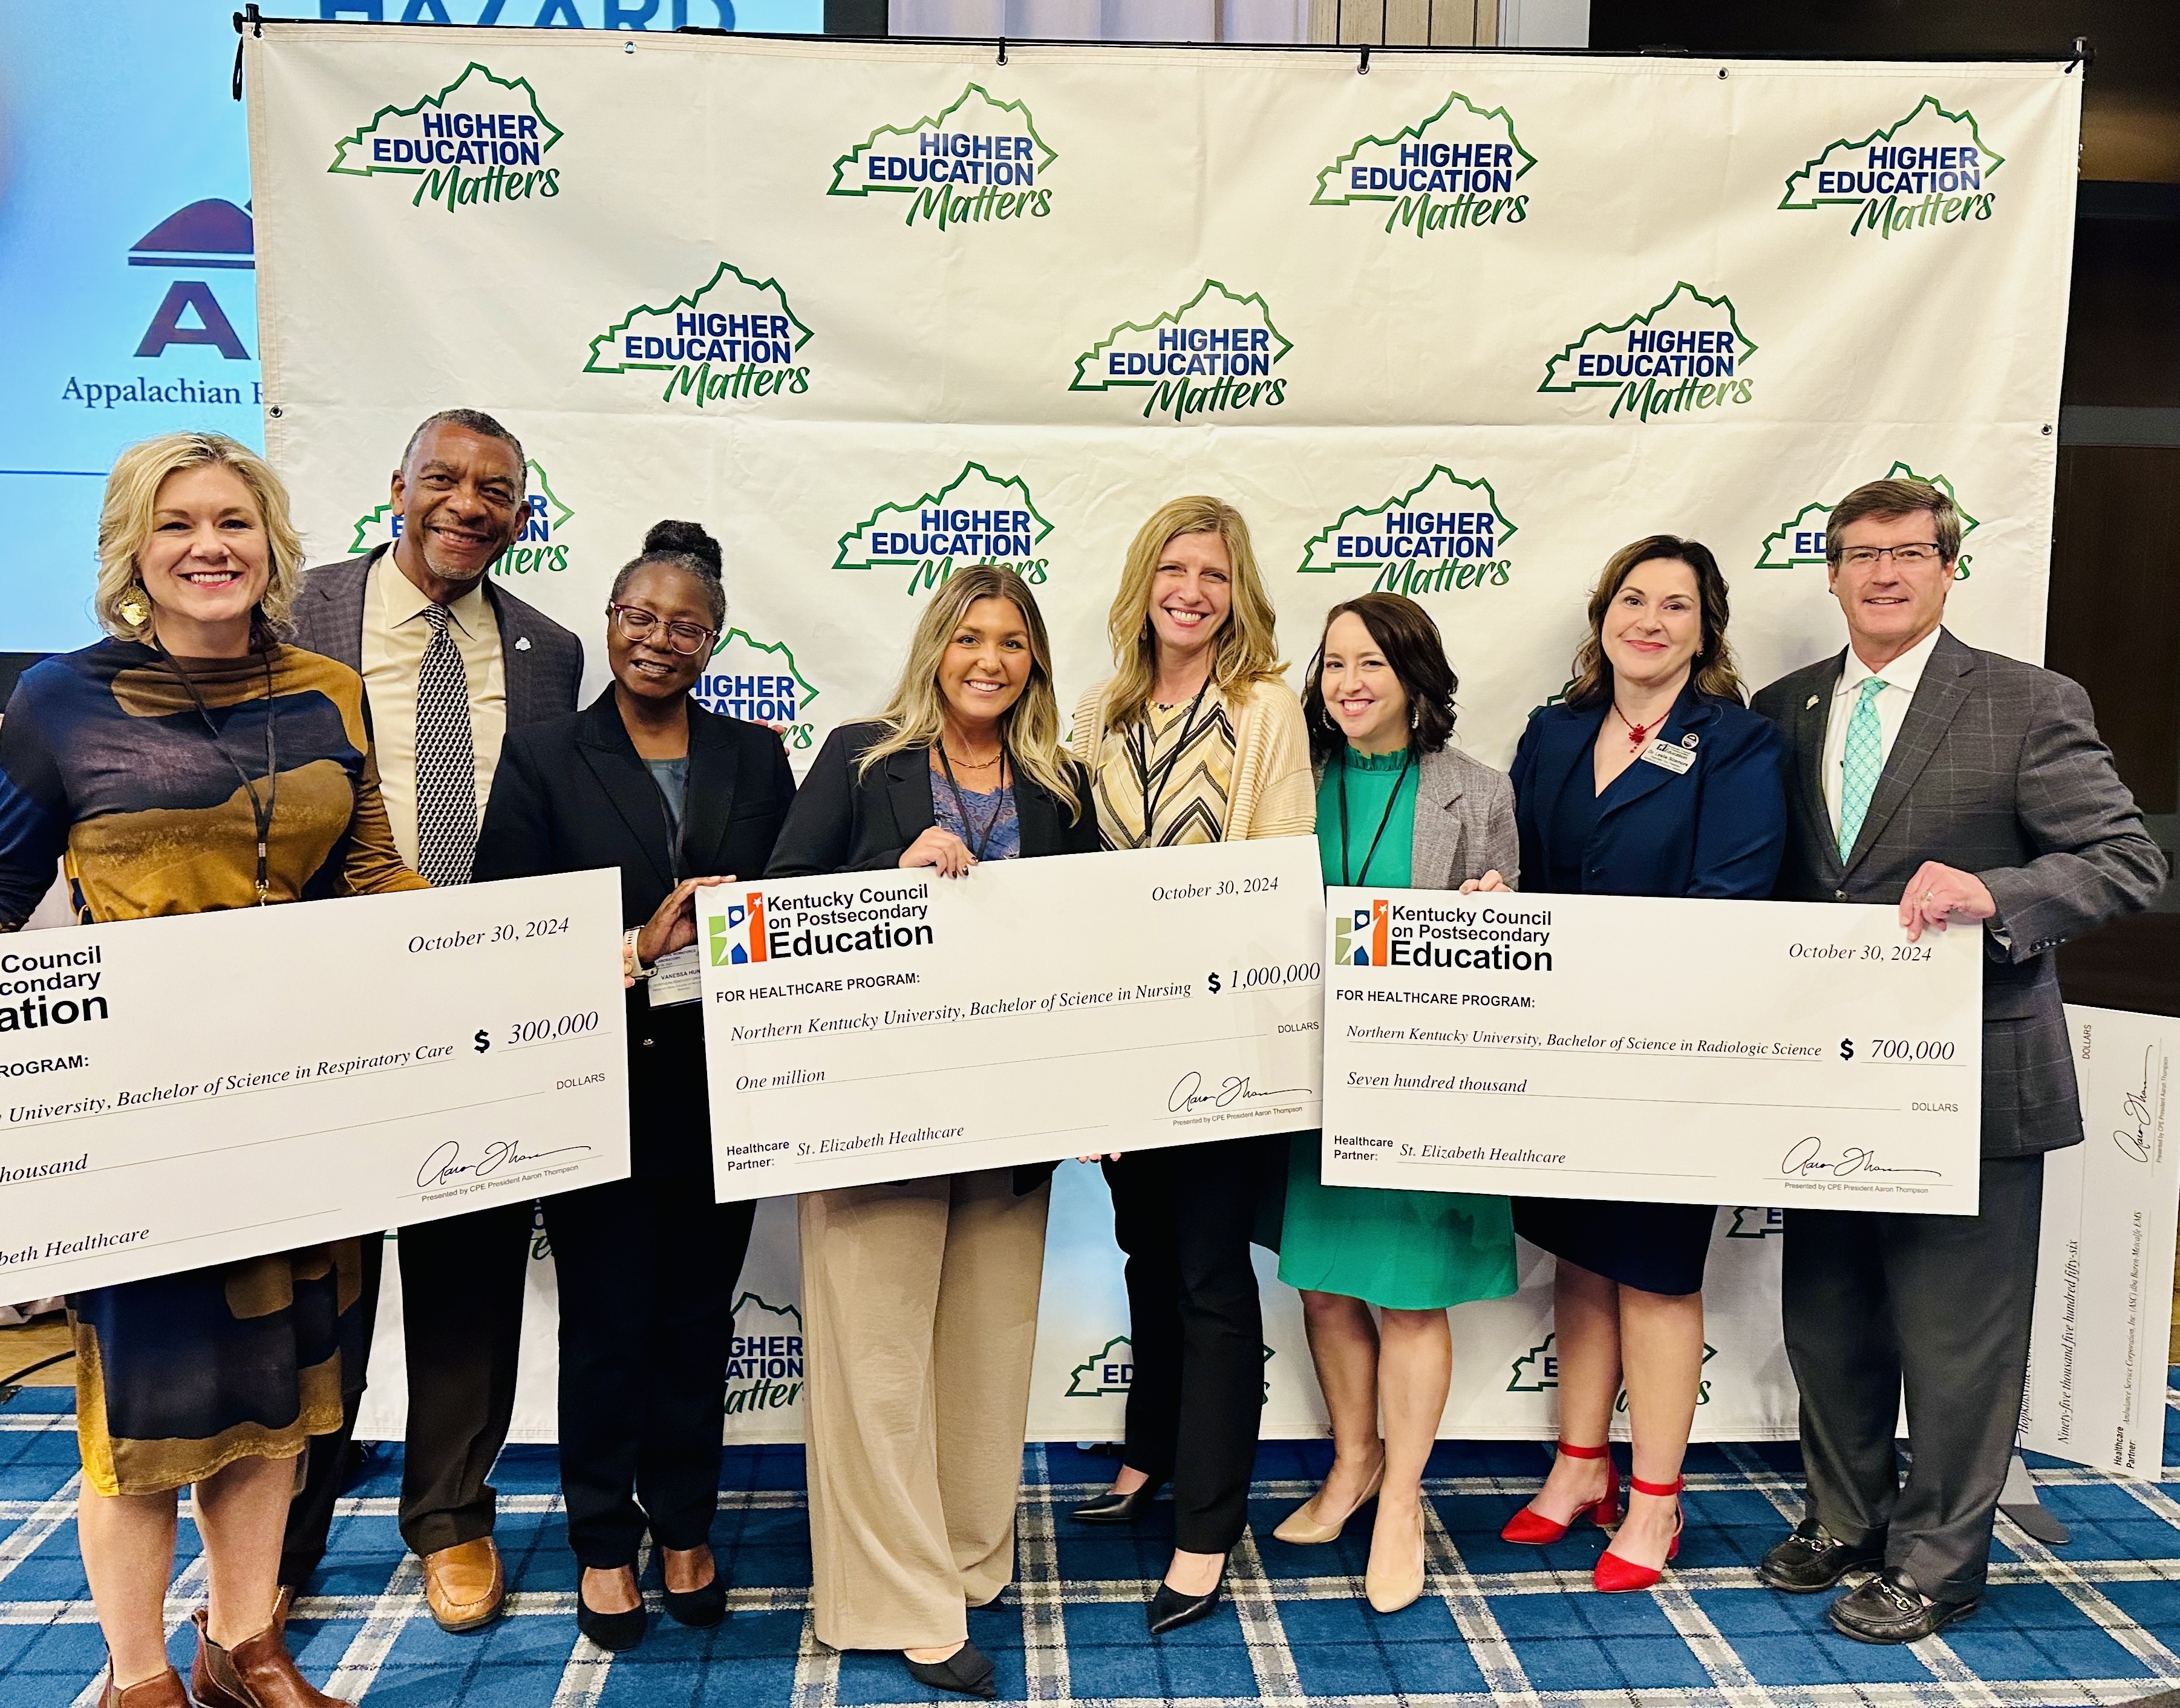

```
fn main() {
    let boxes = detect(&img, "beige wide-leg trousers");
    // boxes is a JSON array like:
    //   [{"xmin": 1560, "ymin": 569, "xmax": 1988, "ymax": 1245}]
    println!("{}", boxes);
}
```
[{"xmin": 798, "ymin": 1167, "xmax": 1051, "ymax": 1652}]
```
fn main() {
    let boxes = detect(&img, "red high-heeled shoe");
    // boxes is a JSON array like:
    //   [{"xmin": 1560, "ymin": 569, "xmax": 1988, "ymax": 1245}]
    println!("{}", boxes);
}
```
[
  {"xmin": 1593, "ymin": 1475, "xmax": 1684, "ymax": 1592},
  {"xmin": 1500, "ymin": 1442, "xmax": 1619, "ymax": 1545}
]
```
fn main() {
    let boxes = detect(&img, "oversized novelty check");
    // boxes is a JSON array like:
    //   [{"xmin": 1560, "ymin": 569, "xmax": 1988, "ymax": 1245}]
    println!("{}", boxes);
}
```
[
  {"xmin": 0, "ymin": 872, "xmax": 628, "ymax": 1297},
  {"xmin": 698, "ymin": 838, "xmax": 1323, "ymax": 1198},
  {"xmin": 1320, "ymin": 890, "xmax": 1982, "ymax": 1213}
]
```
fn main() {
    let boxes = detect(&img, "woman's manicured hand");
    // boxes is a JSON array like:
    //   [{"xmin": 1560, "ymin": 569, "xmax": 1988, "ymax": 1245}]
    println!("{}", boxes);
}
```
[
  {"xmin": 1459, "ymin": 869, "xmax": 1512, "ymax": 895},
  {"xmin": 901, "ymin": 826, "xmax": 976, "ymax": 878}
]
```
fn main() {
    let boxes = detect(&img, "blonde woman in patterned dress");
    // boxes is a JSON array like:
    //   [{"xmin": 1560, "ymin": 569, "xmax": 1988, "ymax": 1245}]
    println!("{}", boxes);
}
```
[{"xmin": 1066, "ymin": 496, "xmax": 1313, "ymax": 1633}]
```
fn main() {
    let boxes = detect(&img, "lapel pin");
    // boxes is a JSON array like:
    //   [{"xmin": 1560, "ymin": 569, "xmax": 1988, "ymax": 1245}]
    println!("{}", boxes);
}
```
[
  {"xmin": 1804, "ymin": 694, "xmax": 1819, "ymax": 709},
  {"xmin": 515, "ymin": 636, "xmax": 532, "ymax": 651},
  {"xmin": 1680, "ymin": 732, "xmax": 1699, "ymax": 749}
]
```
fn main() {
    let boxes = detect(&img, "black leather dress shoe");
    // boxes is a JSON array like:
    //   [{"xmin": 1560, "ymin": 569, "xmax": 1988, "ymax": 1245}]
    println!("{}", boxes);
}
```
[
  {"xmin": 1147, "ymin": 1574, "xmax": 1224, "ymax": 1635},
  {"xmin": 903, "ymin": 1640, "xmax": 997, "ymax": 1699},
  {"xmin": 1827, "ymin": 1569, "xmax": 1977, "ymax": 1644},
  {"xmin": 1071, "ymin": 1481, "xmax": 1164, "ymax": 1525},
  {"xmin": 1758, "ymin": 1520, "xmax": 1885, "ymax": 1594}
]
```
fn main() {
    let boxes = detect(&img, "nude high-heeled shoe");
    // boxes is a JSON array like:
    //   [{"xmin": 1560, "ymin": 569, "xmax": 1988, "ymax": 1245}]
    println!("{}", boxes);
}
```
[
  {"xmin": 1365, "ymin": 1502, "xmax": 1428, "ymax": 1614},
  {"xmin": 1274, "ymin": 1453, "xmax": 1386, "ymax": 1545}
]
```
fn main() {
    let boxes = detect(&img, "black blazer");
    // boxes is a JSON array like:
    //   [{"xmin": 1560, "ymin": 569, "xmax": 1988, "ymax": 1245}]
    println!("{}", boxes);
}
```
[
  {"xmin": 767, "ymin": 719, "xmax": 1101, "ymax": 1191},
  {"xmin": 475, "ymin": 691, "xmax": 795, "ymax": 1181}
]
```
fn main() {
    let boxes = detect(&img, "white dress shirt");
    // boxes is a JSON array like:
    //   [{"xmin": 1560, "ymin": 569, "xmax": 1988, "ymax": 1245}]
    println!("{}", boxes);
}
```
[
  {"xmin": 357, "ymin": 549, "xmax": 508, "ymax": 872},
  {"xmin": 1819, "ymin": 624, "xmax": 1942, "ymax": 841}
]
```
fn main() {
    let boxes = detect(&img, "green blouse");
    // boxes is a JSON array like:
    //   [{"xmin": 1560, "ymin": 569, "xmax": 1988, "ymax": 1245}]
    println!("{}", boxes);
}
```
[{"xmin": 1316, "ymin": 745, "xmax": 1418, "ymax": 890}]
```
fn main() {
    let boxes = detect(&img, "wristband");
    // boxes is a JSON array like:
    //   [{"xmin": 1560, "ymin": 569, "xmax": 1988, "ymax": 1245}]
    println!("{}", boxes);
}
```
[{"xmin": 624, "ymin": 927, "xmax": 654, "ymax": 980}]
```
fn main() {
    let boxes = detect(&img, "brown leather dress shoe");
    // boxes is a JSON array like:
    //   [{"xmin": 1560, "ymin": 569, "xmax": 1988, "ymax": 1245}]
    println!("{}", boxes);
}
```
[
  {"xmin": 422, "ymin": 1536, "xmax": 506, "ymax": 1632},
  {"xmin": 191, "ymin": 1610, "xmax": 353, "ymax": 1707},
  {"xmin": 96, "ymin": 1667, "xmax": 190, "ymax": 1708}
]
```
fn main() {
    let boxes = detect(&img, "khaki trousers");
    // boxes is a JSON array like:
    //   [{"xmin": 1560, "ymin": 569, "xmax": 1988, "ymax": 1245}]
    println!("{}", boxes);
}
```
[{"xmin": 799, "ymin": 1168, "xmax": 1050, "ymax": 1652}]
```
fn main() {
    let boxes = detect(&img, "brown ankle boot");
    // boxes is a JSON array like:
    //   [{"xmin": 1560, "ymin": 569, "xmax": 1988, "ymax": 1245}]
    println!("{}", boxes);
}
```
[
  {"xmin": 96, "ymin": 1667, "xmax": 189, "ymax": 1708},
  {"xmin": 191, "ymin": 1608, "xmax": 353, "ymax": 1708}
]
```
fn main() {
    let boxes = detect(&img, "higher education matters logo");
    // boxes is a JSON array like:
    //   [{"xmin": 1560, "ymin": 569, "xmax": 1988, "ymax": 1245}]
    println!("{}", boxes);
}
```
[
  {"xmin": 1540, "ymin": 282, "xmax": 1755, "ymax": 422},
  {"xmin": 1067, "ymin": 1334, "xmax": 1274, "ymax": 1400},
  {"xmin": 328, "ymin": 62, "xmax": 563, "ymax": 214},
  {"xmin": 347, "ymin": 460, "xmax": 573, "ymax": 578},
  {"xmin": 726, "ymin": 1292, "xmax": 804, "ymax": 1420},
  {"xmin": 1070, "ymin": 280, "xmax": 1291, "ymax": 423},
  {"xmin": 1311, "ymin": 91, "xmax": 1535, "ymax": 237},
  {"xmin": 1726, "ymin": 1207, "xmax": 1785, "ymax": 1238},
  {"xmin": 834, "ymin": 463, "xmax": 1052, "ymax": 597},
  {"xmin": 1781, "ymin": 96, "xmax": 2002, "ymax": 240},
  {"xmin": 1757, "ymin": 463, "xmax": 1978, "ymax": 581},
  {"xmin": 584, "ymin": 262, "xmax": 812, "ymax": 408},
  {"xmin": 1511, "ymin": 1333, "xmax": 1720, "ymax": 1406},
  {"xmin": 1299, "ymin": 466, "xmax": 1516, "ymax": 598},
  {"xmin": 828, "ymin": 83, "xmax": 1056, "ymax": 230},
  {"xmin": 694, "ymin": 630, "xmax": 820, "ymax": 754}
]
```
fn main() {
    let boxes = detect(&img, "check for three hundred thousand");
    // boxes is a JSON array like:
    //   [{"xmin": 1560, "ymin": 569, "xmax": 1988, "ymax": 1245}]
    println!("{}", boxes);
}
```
[
  {"xmin": 1319, "ymin": 889, "xmax": 1982, "ymax": 1215},
  {"xmin": 698, "ymin": 838, "xmax": 1324, "ymax": 1199}
]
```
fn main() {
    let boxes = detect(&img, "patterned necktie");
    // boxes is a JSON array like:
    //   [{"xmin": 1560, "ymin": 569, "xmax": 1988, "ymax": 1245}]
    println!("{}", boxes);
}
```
[
  {"xmin": 1835, "ymin": 676, "xmax": 1888, "ymax": 864},
  {"xmin": 414, "ymin": 602, "xmax": 478, "ymax": 886}
]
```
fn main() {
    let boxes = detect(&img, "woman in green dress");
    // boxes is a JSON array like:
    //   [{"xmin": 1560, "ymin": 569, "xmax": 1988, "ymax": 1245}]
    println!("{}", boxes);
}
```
[{"xmin": 1273, "ymin": 592, "xmax": 1521, "ymax": 1614}]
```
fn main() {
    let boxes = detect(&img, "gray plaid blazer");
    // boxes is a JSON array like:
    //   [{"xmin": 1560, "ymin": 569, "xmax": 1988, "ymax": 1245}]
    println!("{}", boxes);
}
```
[
  {"xmin": 289, "ymin": 544, "xmax": 584, "ymax": 732},
  {"xmin": 1313, "ymin": 742, "xmax": 1520, "ymax": 891},
  {"xmin": 1753, "ymin": 629, "xmax": 2165, "ymax": 1158}
]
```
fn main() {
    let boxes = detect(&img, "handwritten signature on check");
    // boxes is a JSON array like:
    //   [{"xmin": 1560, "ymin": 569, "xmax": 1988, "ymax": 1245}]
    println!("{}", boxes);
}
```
[
  {"xmin": 1167, "ymin": 1070, "xmax": 1313, "ymax": 1116},
  {"xmin": 2112, "ymin": 1043, "xmax": 2159, "ymax": 1164},
  {"xmin": 1778, "ymin": 1135, "xmax": 1942, "ymax": 1181},
  {"xmin": 417, "ymin": 1137, "xmax": 593, "ymax": 1191}
]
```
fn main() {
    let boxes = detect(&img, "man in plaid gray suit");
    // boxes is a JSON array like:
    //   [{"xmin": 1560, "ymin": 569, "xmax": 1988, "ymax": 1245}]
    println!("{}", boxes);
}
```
[{"xmin": 1750, "ymin": 478, "xmax": 2165, "ymax": 1642}]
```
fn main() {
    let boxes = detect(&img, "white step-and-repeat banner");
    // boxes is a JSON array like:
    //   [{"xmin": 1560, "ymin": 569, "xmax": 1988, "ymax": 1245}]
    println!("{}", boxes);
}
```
[{"xmin": 243, "ymin": 26, "xmax": 2097, "ymax": 1450}]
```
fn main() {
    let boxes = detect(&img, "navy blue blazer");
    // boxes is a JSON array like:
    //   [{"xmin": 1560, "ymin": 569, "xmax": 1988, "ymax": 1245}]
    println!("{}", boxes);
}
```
[{"xmin": 1509, "ymin": 687, "xmax": 1787, "ymax": 900}]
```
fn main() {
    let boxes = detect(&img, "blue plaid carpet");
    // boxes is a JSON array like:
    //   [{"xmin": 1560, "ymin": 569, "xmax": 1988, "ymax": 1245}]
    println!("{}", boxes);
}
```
[{"xmin": 7, "ymin": 1383, "xmax": 2180, "ymax": 1706}]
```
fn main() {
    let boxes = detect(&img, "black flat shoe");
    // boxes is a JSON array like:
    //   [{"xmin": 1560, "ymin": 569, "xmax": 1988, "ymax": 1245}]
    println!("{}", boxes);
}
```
[
  {"xmin": 1147, "ymin": 1574, "xmax": 1224, "ymax": 1635},
  {"xmin": 903, "ymin": 1639, "xmax": 997, "ymax": 1699},
  {"xmin": 575, "ymin": 1584, "xmax": 647, "ymax": 1652},
  {"xmin": 662, "ymin": 1573, "xmax": 727, "ymax": 1628},
  {"xmin": 1071, "ymin": 1481, "xmax": 1164, "ymax": 1525}
]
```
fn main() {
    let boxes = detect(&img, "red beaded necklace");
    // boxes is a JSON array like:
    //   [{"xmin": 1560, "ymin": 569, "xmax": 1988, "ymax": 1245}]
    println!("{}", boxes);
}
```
[{"xmin": 1612, "ymin": 702, "xmax": 1667, "ymax": 749}]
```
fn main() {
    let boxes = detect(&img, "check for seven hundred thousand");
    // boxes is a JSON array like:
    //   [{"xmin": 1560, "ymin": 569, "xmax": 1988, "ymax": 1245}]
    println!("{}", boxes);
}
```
[{"xmin": 1347, "ymin": 1023, "xmax": 1825, "ymax": 1057}]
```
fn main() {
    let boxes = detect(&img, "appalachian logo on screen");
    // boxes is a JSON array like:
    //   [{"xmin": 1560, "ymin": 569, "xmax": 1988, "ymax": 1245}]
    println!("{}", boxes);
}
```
[
  {"xmin": 347, "ymin": 460, "xmax": 572, "ymax": 577},
  {"xmin": 328, "ymin": 62, "xmax": 563, "ymax": 214},
  {"xmin": 1757, "ymin": 463, "xmax": 1977, "ymax": 581},
  {"xmin": 829, "ymin": 83, "xmax": 1056, "ymax": 230},
  {"xmin": 1298, "ymin": 466, "xmax": 1516, "ymax": 598},
  {"xmin": 585, "ymin": 262, "xmax": 813, "ymax": 408},
  {"xmin": 694, "ymin": 630, "xmax": 820, "ymax": 754},
  {"xmin": 1311, "ymin": 91, "xmax": 1535, "ymax": 237},
  {"xmin": 1540, "ymin": 282, "xmax": 1756, "ymax": 422},
  {"xmin": 725, "ymin": 1292, "xmax": 804, "ymax": 1418},
  {"xmin": 834, "ymin": 463, "xmax": 1052, "ymax": 597},
  {"xmin": 1781, "ymin": 96, "xmax": 2003, "ymax": 240},
  {"xmin": 1070, "ymin": 281, "xmax": 1291, "ymax": 423}
]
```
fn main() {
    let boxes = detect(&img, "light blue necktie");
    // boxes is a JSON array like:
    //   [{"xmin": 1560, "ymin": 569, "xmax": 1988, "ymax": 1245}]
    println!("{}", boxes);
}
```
[{"xmin": 1836, "ymin": 677, "xmax": 1888, "ymax": 863}]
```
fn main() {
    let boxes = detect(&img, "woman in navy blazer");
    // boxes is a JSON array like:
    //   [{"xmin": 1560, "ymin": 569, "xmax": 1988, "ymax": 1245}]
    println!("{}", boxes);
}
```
[{"xmin": 1492, "ymin": 536, "xmax": 1786, "ymax": 1594}]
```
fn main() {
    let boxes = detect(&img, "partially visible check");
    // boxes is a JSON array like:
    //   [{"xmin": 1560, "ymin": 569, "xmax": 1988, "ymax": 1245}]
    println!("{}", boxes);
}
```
[
  {"xmin": 697, "ymin": 838, "xmax": 1323, "ymax": 1198},
  {"xmin": 0, "ymin": 871, "xmax": 629, "ymax": 1297},
  {"xmin": 1319, "ymin": 888, "xmax": 1982, "ymax": 1214}
]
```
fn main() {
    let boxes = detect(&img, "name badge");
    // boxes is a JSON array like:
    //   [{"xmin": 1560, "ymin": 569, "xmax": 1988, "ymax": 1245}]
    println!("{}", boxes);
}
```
[
  {"xmin": 1639, "ymin": 738, "xmax": 1696, "ymax": 775},
  {"xmin": 647, "ymin": 944, "xmax": 702, "ymax": 1008}
]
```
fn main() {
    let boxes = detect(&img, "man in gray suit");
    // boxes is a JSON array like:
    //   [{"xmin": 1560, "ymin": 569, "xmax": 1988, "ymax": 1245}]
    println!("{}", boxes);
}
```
[
  {"xmin": 1751, "ymin": 478, "xmax": 2164, "ymax": 1642},
  {"xmin": 281, "ymin": 409, "xmax": 583, "ymax": 1632}
]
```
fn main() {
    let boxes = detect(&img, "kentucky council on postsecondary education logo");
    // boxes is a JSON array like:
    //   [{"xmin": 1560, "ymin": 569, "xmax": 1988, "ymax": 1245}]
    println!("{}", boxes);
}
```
[
  {"xmin": 834, "ymin": 463, "xmax": 1052, "ymax": 598},
  {"xmin": 348, "ymin": 460, "xmax": 572, "ymax": 578},
  {"xmin": 1311, "ymin": 91, "xmax": 1534, "ymax": 237},
  {"xmin": 1780, "ymin": 95, "xmax": 2002, "ymax": 240},
  {"xmin": 1069, "ymin": 280, "xmax": 1291, "ymax": 423},
  {"xmin": 1299, "ymin": 466, "xmax": 1516, "ymax": 598},
  {"xmin": 584, "ymin": 262, "xmax": 813, "ymax": 408},
  {"xmin": 1757, "ymin": 463, "xmax": 1977, "ymax": 581},
  {"xmin": 1539, "ymin": 282, "xmax": 1755, "ymax": 422},
  {"xmin": 328, "ymin": 62, "xmax": 563, "ymax": 214},
  {"xmin": 828, "ymin": 83, "xmax": 1056, "ymax": 230}
]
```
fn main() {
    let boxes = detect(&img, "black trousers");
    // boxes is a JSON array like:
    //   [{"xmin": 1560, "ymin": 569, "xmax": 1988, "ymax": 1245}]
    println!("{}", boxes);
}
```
[
  {"xmin": 1783, "ymin": 1151, "xmax": 2044, "ymax": 1605},
  {"xmin": 393, "ymin": 1199, "xmax": 537, "ymax": 1557},
  {"xmin": 1103, "ymin": 1139, "xmax": 1265, "ymax": 1554},
  {"xmin": 544, "ymin": 1178, "xmax": 756, "ymax": 1569},
  {"xmin": 280, "ymin": 1230, "xmax": 387, "ymax": 1589}
]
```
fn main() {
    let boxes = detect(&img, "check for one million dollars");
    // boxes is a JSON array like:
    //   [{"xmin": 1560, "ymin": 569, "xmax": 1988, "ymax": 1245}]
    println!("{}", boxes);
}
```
[
  {"xmin": 698, "ymin": 838, "xmax": 1323, "ymax": 1198},
  {"xmin": 1320, "ymin": 888, "xmax": 1982, "ymax": 1214}
]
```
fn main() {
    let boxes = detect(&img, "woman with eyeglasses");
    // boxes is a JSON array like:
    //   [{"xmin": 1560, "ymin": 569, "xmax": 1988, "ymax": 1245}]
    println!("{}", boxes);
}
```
[{"xmin": 474, "ymin": 520, "xmax": 795, "ymax": 1651}]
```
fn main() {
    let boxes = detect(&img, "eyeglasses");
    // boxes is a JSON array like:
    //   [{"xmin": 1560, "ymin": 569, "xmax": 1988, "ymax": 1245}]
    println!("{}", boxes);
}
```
[
  {"xmin": 607, "ymin": 602, "xmax": 716, "ymax": 655},
  {"xmin": 1837, "ymin": 544, "xmax": 1943, "ymax": 567}
]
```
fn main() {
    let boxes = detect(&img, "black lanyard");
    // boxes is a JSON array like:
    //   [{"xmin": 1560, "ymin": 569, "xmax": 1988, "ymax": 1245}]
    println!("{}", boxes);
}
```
[
  {"xmin": 1130, "ymin": 676, "xmax": 1213, "ymax": 850},
  {"xmin": 162, "ymin": 645, "xmax": 279, "ymax": 904},
  {"xmin": 1337, "ymin": 746, "xmax": 1413, "ymax": 887},
  {"xmin": 936, "ymin": 743, "xmax": 1010, "ymax": 860}
]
